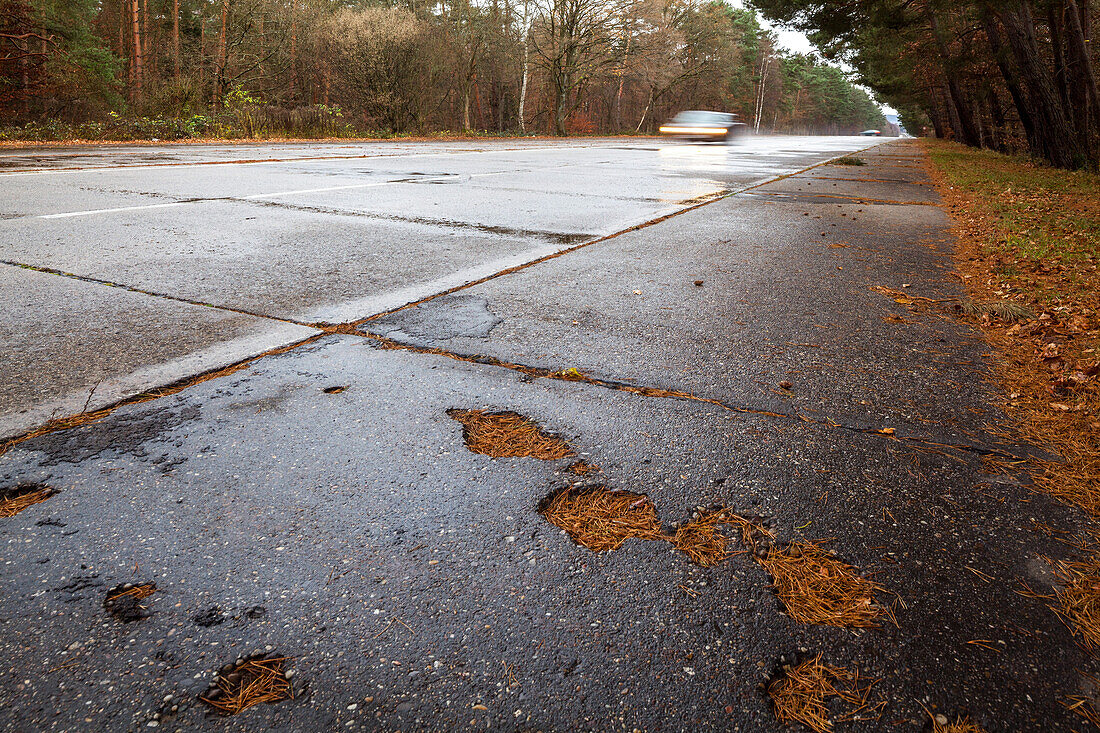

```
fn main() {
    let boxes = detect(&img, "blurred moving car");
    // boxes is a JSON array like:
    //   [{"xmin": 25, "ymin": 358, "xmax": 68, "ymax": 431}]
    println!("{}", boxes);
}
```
[
  {"xmin": 659, "ymin": 110, "xmax": 747, "ymax": 142},
  {"xmin": 859, "ymin": 129, "xmax": 883, "ymax": 136}
]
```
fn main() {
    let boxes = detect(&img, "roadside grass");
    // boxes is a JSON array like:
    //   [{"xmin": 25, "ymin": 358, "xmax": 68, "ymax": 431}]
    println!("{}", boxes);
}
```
[{"xmin": 924, "ymin": 140, "xmax": 1100, "ymax": 666}]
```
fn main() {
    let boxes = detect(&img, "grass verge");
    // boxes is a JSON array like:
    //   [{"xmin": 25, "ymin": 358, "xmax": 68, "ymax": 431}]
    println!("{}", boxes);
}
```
[{"xmin": 923, "ymin": 139, "xmax": 1100, "ymax": 654}]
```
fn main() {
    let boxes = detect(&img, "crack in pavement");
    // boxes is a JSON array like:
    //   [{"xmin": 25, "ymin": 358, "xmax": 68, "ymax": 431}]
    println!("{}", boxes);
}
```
[
  {"xmin": 0, "ymin": 259, "xmax": 309, "ymax": 326},
  {"xmin": 344, "ymin": 328, "xmax": 1021, "ymax": 460}
]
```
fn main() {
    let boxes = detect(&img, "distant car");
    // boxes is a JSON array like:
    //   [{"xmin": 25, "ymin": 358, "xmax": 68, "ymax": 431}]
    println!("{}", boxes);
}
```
[
  {"xmin": 859, "ymin": 129, "xmax": 882, "ymax": 136},
  {"xmin": 659, "ymin": 111, "xmax": 747, "ymax": 142}
]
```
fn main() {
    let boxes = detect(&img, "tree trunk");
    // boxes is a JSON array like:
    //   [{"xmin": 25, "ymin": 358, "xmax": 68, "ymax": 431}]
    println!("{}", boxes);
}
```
[
  {"xmin": 1064, "ymin": 0, "xmax": 1100, "ymax": 123},
  {"xmin": 981, "ymin": 9, "xmax": 1038, "ymax": 151},
  {"xmin": 215, "ymin": 0, "xmax": 228, "ymax": 102},
  {"xmin": 518, "ymin": 7, "xmax": 530, "ymax": 134},
  {"xmin": 1048, "ymin": 2, "xmax": 1071, "ymax": 116},
  {"xmin": 289, "ymin": 12, "xmax": 297, "ymax": 101},
  {"xmin": 172, "ymin": 0, "xmax": 180, "ymax": 79},
  {"xmin": 988, "ymin": 85, "xmax": 1008, "ymax": 151},
  {"xmin": 554, "ymin": 74, "xmax": 569, "ymax": 135},
  {"xmin": 926, "ymin": 5, "xmax": 981, "ymax": 146},
  {"xmin": 997, "ymin": 0, "xmax": 1084, "ymax": 167},
  {"xmin": 130, "ymin": 0, "xmax": 142, "ymax": 103}
]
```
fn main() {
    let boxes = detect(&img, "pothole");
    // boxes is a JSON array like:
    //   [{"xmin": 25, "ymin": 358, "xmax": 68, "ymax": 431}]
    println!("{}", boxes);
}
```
[
  {"xmin": 541, "ymin": 489, "xmax": 768, "ymax": 565},
  {"xmin": 669, "ymin": 507, "xmax": 772, "ymax": 567},
  {"xmin": 104, "ymin": 582, "xmax": 157, "ymax": 622},
  {"xmin": 200, "ymin": 652, "xmax": 295, "ymax": 715},
  {"xmin": 0, "ymin": 483, "xmax": 56, "ymax": 518},
  {"xmin": 192, "ymin": 606, "xmax": 225, "ymax": 627},
  {"xmin": 758, "ymin": 541, "xmax": 888, "ymax": 627},
  {"xmin": 768, "ymin": 654, "xmax": 879, "ymax": 733},
  {"xmin": 448, "ymin": 409, "xmax": 575, "ymax": 459},
  {"xmin": 541, "ymin": 486, "xmax": 663, "ymax": 551}
]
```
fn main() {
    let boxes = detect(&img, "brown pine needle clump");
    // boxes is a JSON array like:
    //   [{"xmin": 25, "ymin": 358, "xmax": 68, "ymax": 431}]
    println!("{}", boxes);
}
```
[
  {"xmin": 107, "ymin": 583, "xmax": 156, "ymax": 602},
  {"xmin": 201, "ymin": 657, "xmax": 295, "ymax": 716},
  {"xmin": 0, "ymin": 483, "xmax": 55, "ymax": 518},
  {"xmin": 541, "ymin": 486, "xmax": 663, "ymax": 552},
  {"xmin": 448, "ymin": 409, "xmax": 574, "ymax": 460},
  {"xmin": 567, "ymin": 460, "xmax": 600, "ymax": 475},
  {"xmin": 769, "ymin": 655, "xmax": 879, "ymax": 733},
  {"xmin": 758, "ymin": 542, "xmax": 885, "ymax": 627},
  {"xmin": 1047, "ymin": 556, "xmax": 1100, "ymax": 651},
  {"xmin": 932, "ymin": 714, "xmax": 986, "ymax": 733},
  {"xmin": 671, "ymin": 508, "xmax": 773, "ymax": 566}
]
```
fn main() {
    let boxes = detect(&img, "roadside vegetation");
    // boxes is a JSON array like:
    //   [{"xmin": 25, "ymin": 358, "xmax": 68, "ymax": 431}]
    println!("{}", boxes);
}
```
[
  {"xmin": 926, "ymin": 140, "xmax": 1100, "ymax": 701},
  {"xmin": 753, "ymin": 1, "xmax": 1099, "ymax": 171},
  {"xmin": 0, "ymin": 1, "xmax": 886, "ymax": 142}
]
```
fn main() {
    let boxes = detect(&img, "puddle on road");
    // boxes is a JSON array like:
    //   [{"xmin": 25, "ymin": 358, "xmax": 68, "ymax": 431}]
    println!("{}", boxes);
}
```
[
  {"xmin": 0, "ymin": 483, "xmax": 56, "ymax": 518},
  {"xmin": 449, "ymin": 409, "xmax": 575, "ymax": 460},
  {"xmin": 104, "ymin": 582, "xmax": 157, "ymax": 622},
  {"xmin": 201, "ymin": 652, "xmax": 295, "ymax": 716}
]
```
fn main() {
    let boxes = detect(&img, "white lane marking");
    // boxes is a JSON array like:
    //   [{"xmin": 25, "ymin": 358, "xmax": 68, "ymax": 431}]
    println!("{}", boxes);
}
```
[
  {"xmin": 240, "ymin": 180, "xmax": 418, "ymax": 200},
  {"xmin": 37, "ymin": 201, "xmax": 190, "ymax": 219}
]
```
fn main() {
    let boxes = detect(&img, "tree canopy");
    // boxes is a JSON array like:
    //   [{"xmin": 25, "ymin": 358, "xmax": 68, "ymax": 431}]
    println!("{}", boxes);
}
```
[
  {"xmin": 750, "ymin": 0, "xmax": 1100, "ymax": 168},
  {"xmin": 1, "ymin": 0, "xmax": 886, "ymax": 138}
]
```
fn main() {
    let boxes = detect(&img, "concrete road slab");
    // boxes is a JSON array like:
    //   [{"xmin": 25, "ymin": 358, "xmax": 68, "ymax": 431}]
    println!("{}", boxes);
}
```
[
  {"xmin": 0, "ymin": 335, "xmax": 1088, "ymax": 732},
  {"xmin": 0, "ymin": 263, "xmax": 317, "ymax": 439},
  {"xmin": 0, "ymin": 200, "xmax": 580, "ymax": 322},
  {"xmin": 366, "ymin": 156, "xmax": 992, "ymax": 445}
]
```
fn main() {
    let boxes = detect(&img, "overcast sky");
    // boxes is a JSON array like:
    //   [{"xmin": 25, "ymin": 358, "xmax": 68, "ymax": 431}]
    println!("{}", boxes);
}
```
[{"xmin": 728, "ymin": 1, "xmax": 899, "ymax": 116}]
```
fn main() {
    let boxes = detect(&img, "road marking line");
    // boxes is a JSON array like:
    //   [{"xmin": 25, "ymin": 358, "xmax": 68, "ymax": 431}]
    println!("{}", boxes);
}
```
[{"xmin": 37, "ymin": 201, "xmax": 190, "ymax": 219}]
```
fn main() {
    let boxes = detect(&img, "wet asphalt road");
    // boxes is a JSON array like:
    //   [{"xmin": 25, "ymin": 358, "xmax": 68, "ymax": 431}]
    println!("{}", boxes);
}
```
[{"xmin": 1, "ymin": 137, "xmax": 1095, "ymax": 732}]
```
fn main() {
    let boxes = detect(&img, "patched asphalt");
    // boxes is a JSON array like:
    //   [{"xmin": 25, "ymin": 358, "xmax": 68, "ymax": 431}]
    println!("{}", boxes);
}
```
[{"xmin": 1, "ymin": 139, "xmax": 1095, "ymax": 732}]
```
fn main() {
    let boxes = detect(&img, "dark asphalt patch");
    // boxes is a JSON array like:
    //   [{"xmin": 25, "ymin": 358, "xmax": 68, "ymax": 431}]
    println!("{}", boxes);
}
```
[
  {"xmin": 369, "ymin": 294, "xmax": 502, "ymax": 347},
  {"xmin": 0, "ymin": 481, "xmax": 55, "ymax": 517},
  {"xmin": 192, "ymin": 606, "xmax": 226, "ymax": 627},
  {"xmin": 103, "ymin": 582, "xmax": 156, "ymax": 622}
]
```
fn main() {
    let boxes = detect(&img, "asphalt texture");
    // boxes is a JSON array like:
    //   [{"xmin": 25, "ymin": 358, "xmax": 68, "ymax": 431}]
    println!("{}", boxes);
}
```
[{"xmin": 0, "ymin": 137, "xmax": 1095, "ymax": 732}]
